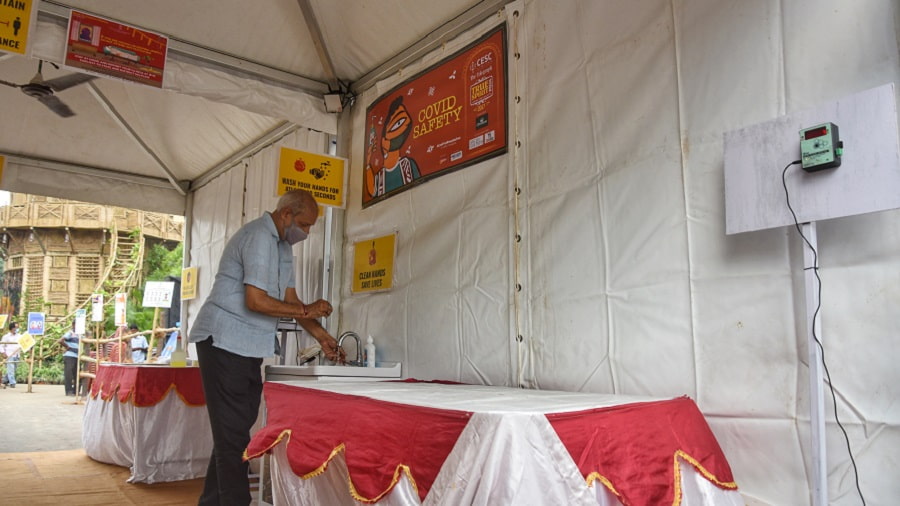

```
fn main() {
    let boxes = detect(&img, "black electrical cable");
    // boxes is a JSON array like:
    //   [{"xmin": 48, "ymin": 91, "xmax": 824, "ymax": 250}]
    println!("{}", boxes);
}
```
[{"xmin": 781, "ymin": 160, "xmax": 866, "ymax": 506}]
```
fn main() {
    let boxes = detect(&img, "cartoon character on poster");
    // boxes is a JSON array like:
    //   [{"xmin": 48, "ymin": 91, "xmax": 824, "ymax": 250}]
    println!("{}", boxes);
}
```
[{"xmin": 365, "ymin": 96, "xmax": 420, "ymax": 199}]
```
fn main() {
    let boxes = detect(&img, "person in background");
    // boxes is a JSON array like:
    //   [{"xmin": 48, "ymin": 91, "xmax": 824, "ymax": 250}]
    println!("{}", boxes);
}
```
[
  {"xmin": 129, "ymin": 323, "xmax": 149, "ymax": 363},
  {"xmin": 0, "ymin": 322, "xmax": 21, "ymax": 388},
  {"xmin": 156, "ymin": 321, "xmax": 180, "ymax": 363},
  {"xmin": 106, "ymin": 325, "xmax": 131, "ymax": 363},
  {"xmin": 58, "ymin": 321, "xmax": 80, "ymax": 396},
  {"xmin": 189, "ymin": 189, "xmax": 343, "ymax": 505}
]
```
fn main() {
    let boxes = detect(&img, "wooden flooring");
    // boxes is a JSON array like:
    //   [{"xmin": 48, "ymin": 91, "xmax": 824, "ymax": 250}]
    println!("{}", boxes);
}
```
[{"xmin": 0, "ymin": 449, "xmax": 203, "ymax": 505}]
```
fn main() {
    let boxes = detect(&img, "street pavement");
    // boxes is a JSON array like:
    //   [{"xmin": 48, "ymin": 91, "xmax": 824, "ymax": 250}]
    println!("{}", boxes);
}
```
[{"xmin": 0, "ymin": 383, "xmax": 85, "ymax": 452}]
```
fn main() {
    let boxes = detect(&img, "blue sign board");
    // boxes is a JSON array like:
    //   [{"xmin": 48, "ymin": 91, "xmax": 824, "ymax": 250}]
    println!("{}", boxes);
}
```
[{"xmin": 27, "ymin": 312, "xmax": 45, "ymax": 335}]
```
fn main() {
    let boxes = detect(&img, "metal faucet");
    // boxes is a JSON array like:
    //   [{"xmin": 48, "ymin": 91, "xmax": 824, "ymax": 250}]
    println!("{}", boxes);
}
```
[{"xmin": 337, "ymin": 331, "xmax": 363, "ymax": 366}]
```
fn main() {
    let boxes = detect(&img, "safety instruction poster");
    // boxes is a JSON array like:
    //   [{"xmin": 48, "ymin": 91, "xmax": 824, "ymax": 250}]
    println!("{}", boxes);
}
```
[
  {"xmin": 181, "ymin": 266, "xmax": 198, "ymax": 300},
  {"xmin": 65, "ymin": 10, "xmax": 168, "ymax": 87},
  {"xmin": 362, "ymin": 24, "xmax": 507, "ymax": 208},
  {"xmin": 277, "ymin": 147, "xmax": 346, "ymax": 208},
  {"xmin": 352, "ymin": 233, "xmax": 396, "ymax": 293},
  {"xmin": 0, "ymin": 0, "xmax": 36, "ymax": 56}
]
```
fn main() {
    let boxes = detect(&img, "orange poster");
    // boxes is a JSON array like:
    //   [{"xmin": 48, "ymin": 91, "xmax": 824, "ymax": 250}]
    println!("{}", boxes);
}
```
[{"xmin": 362, "ymin": 24, "xmax": 507, "ymax": 208}]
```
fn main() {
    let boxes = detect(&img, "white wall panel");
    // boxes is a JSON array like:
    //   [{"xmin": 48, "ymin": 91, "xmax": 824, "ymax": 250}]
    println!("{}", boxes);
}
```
[
  {"xmin": 783, "ymin": 0, "xmax": 900, "ymax": 110},
  {"xmin": 709, "ymin": 418, "xmax": 808, "ymax": 506},
  {"xmin": 334, "ymin": 0, "xmax": 900, "ymax": 503},
  {"xmin": 185, "ymin": 165, "xmax": 245, "ymax": 333},
  {"xmin": 520, "ymin": 0, "xmax": 898, "ymax": 503},
  {"xmin": 340, "ymin": 11, "xmax": 518, "ymax": 386}
]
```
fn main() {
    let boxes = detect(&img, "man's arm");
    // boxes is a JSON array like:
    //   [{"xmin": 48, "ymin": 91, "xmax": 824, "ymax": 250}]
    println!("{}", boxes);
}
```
[{"xmin": 245, "ymin": 285, "xmax": 312, "ymax": 319}]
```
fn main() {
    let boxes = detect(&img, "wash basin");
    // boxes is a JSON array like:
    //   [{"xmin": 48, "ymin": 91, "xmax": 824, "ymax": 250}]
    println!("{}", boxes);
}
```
[{"xmin": 265, "ymin": 362, "xmax": 402, "ymax": 382}]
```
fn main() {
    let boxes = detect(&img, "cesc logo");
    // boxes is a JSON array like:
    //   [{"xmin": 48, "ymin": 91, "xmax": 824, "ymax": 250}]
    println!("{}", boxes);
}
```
[{"xmin": 469, "ymin": 51, "xmax": 493, "ymax": 71}]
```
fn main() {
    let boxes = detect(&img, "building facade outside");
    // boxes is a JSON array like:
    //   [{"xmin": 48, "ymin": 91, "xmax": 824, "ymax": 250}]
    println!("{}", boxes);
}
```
[{"xmin": 0, "ymin": 193, "xmax": 183, "ymax": 322}]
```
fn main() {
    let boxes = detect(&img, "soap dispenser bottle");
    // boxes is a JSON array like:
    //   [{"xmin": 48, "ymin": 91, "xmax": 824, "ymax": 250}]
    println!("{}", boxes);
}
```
[{"xmin": 365, "ymin": 335, "xmax": 376, "ymax": 367}]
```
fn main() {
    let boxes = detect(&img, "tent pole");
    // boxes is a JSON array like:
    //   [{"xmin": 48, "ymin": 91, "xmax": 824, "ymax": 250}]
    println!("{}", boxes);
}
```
[{"xmin": 802, "ymin": 222, "xmax": 827, "ymax": 506}]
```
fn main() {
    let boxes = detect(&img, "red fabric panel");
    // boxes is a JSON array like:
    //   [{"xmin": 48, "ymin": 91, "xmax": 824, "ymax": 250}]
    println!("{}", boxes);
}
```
[
  {"xmin": 90, "ymin": 364, "xmax": 206, "ymax": 407},
  {"xmin": 246, "ymin": 382, "xmax": 472, "ymax": 503},
  {"xmin": 546, "ymin": 396, "xmax": 737, "ymax": 505}
]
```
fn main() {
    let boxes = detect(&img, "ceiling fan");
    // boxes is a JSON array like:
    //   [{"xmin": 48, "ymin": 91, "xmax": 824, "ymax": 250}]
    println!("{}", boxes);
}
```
[{"xmin": 0, "ymin": 60, "xmax": 96, "ymax": 118}]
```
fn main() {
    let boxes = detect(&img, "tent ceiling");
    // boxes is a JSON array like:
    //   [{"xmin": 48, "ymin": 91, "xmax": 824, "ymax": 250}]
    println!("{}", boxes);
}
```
[{"xmin": 0, "ymin": 0, "xmax": 507, "ymax": 213}]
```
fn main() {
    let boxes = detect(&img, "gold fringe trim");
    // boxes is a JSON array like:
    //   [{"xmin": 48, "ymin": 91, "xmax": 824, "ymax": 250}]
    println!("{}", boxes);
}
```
[
  {"xmin": 90, "ymin": 382, "xmax": 205, "ymax": 407},
  {"xmin": 586, "ymin": 472, "xmax": 622, "ymax": 501},
  {"xmin": 243, "ymin": 429, "xmax": 292, "ymax": 461},
  {"xmin": 586, "ymin": 449, "xmax": 739, "ymax": 506},
  {"xmin": 243, "ymin": 431, "xmax": 420, "ymax": 503}
]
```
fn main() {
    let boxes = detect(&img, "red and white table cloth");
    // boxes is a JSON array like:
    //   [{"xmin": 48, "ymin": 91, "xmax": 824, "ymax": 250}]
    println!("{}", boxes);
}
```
[
  {"xmin": 83, "ymin": 363, "xmax": 212, "ymax": 483},
  {"xmin": 247, "ymin": 381, "xmax": 743, "ymax": 505}
]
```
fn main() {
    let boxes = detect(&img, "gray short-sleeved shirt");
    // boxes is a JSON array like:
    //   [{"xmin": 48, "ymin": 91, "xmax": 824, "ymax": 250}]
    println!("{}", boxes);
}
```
[{"xmin": 188, "ymin": 213, "xmax": 295, "ymax": 358}]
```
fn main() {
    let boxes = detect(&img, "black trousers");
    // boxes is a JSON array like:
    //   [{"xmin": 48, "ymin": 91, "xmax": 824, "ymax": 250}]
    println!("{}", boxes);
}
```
[
  {"xmin": 196, "ymin": 337, "xmax": 263, "ymax": 506},
  {"xmin": 63, "ymin": 356, "xmax": 78, "ymax": 395}
]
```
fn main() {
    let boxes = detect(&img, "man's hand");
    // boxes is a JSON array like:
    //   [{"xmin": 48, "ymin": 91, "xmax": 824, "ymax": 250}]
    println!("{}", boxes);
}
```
[
  {"xmin": 302, "ymin": 299, "xmax": 333, "ymax": 319},
  {"xmin": 318, "ymin": 334, "xmax": 346, "ymax": 363}
]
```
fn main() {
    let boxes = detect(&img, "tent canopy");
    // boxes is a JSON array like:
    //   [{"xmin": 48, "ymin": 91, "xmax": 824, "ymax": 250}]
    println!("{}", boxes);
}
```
[{"xmin": 0, "ymin": 0, "xmax": 500, "ymax": 214}]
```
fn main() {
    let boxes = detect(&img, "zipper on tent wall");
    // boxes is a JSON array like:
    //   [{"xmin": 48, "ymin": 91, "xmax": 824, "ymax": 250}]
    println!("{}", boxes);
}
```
[{"xmin": 507, "ymin": 2, "xmax": 532, "ymax": 389}]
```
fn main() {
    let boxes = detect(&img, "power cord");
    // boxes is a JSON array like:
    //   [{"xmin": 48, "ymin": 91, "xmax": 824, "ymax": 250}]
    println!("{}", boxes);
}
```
[{"xmin": 781, "ymin": 160, "xmax": 866, "ymax": 506}]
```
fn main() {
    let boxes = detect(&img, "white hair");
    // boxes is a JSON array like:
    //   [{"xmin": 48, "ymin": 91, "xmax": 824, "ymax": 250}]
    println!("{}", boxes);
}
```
[{"xmin": 275, "ymin": 189, "xmax": 317, "ymax": 215}]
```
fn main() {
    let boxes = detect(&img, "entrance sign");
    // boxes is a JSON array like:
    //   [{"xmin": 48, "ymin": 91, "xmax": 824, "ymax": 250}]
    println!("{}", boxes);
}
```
[
  {"xmin": 65, "ymin": 10, "xmax": 168, "ymax": 88},
  {"xmin": 142, "ymin": 281, "xmax": 175, "ymax": 308},
  {"xmin": 362, "ymin": 24, "xmax": 508, "ymax": 208},
  {"xmin": 352, "ymin": 233, "xmax": 396, "ymax": 293},
  {"xmin": 277, "ymin": 148, "xmax": 347, "ymax": 208},
  {"xmin": 0, "ymin": 0, "xmax": 36, "ymax": 56}
]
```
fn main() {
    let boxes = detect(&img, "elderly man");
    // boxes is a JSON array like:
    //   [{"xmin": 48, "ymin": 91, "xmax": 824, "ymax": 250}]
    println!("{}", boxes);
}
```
[{"xmin": 189, "ymin": 189, "xmax": 342, "ymax": 505}]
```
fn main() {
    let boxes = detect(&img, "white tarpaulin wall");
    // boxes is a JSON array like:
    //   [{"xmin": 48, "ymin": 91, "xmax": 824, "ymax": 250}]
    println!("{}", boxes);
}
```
[{"xmin": 331, "ymin": 1, "xmax": 900, "ymax": 505}]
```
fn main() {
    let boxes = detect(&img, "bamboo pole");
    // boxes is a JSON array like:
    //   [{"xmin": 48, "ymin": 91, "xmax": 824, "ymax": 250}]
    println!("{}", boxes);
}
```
[{"xmin": 26, "ymin": 346, "xmax": 34, "ymax": 393}]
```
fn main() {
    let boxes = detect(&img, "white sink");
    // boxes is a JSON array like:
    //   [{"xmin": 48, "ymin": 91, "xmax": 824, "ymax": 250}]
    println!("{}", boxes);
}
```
[{"xmin": 265, "ymin": 362, "xmax": 402, "ymax": 382}]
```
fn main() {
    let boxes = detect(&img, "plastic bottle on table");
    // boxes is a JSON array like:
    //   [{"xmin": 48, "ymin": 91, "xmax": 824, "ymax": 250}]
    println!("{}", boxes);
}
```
[{"xmin": 365, "ymin": 335, "xmax": 376, "ymax": 367}]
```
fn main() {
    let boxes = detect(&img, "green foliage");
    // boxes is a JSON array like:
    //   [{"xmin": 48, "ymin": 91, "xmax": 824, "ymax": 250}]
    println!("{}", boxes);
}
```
[
  {"xmin": 14, "ymin": 356, "xmax": 64, "ymax": 384},
  {"xmin": 144, "ymin": 242, "xmax": 184, "ymax": 281}
]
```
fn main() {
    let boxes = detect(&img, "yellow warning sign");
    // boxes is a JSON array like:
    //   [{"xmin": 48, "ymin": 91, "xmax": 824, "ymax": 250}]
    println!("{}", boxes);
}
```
[
  {"xmin": 277, "ymin": 147, "xmax": 346, "ymax": 208},
  {"xmin": 0, "ymin": 0, "xmax": 36, "ymax": 56},
  {"xmin": 181, "ymin": 266, "xmax": 198, "ymax": 300},
  {"xmin": 352, "ymin": 234, "xmax": 395, "ymax": 293},
  {"xmin": 17, "ymin": 333, "xmax": 34, "ymax": 353}
]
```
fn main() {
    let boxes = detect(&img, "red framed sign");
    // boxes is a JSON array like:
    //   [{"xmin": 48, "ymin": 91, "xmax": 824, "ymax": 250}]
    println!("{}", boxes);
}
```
[
  {"xmin": 362, "ymin": 24, "xmax": 508, "ymax": 208},
  {"xmin": 65, "ymin": 10, "xmax": 168, "ymax": 88}
]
